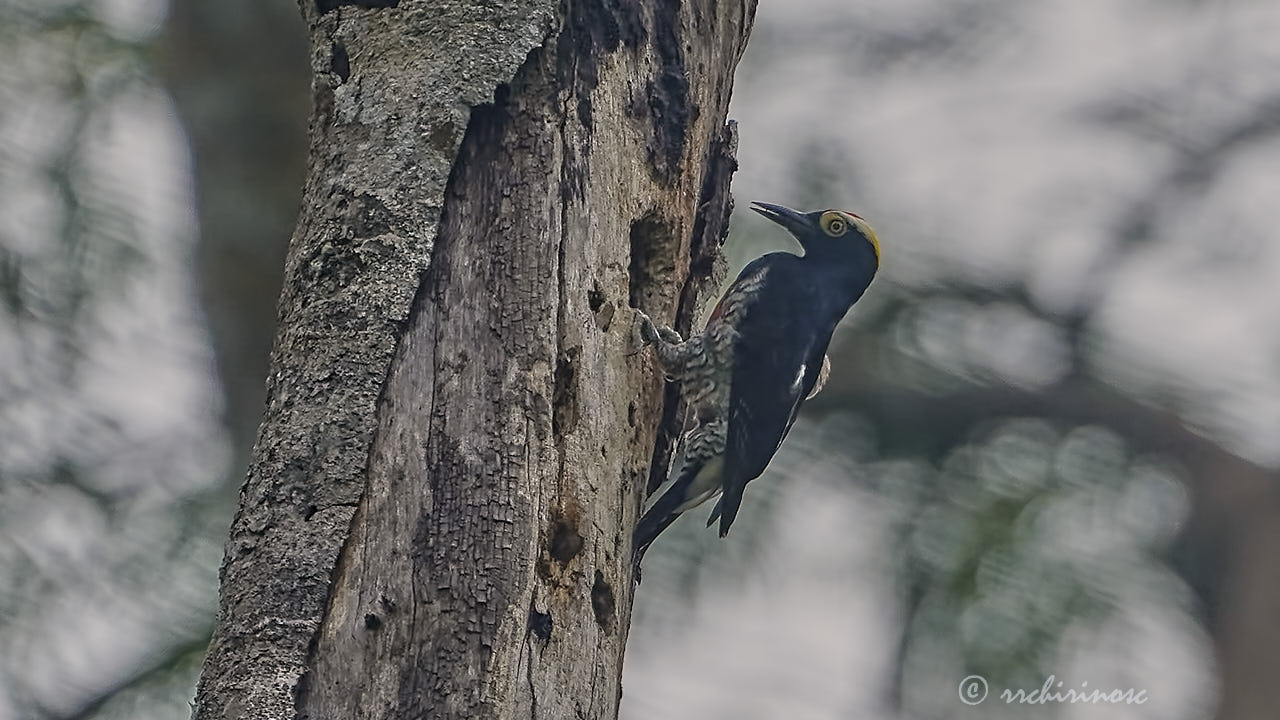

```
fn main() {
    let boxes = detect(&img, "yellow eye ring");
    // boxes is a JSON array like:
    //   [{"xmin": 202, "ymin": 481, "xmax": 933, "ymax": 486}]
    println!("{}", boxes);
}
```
[{"xmin": 821, "ymin": 212, "xmax": 848, "ymax": 237}]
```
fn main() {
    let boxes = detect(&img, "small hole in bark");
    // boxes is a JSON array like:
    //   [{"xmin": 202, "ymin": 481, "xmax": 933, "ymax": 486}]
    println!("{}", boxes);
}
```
[
  {"xmin": 552, "ymin": 348, "xmax": 580, "ymax": 436},
  {"xmin": 549, "ymin": 519, "xmax": 584, "ymax": 565},
  {"xmin": 591, "ymin": 570, "xmax": 616, "ymax": 632},
  {"xmin": 364, "ymin": 613, "xmax": 382, "ymax": 630},
  {"xmin": 628, "ymin": 212, "xmax": 677, "ymax": 311},
  {"xmin": 588, "ymin": 283, "xmax": 606, "ymax": 312},
  {"xmin": 330, "ymin": 42, "xmax": 350, "ymax": 82},
  {"xmin": 627, "ymin": 401, "xmax": 637, "ymax": 427},
  {"xmin": 528, "ymin": 604, "xmax": 553, "ymax": 641},
  {"xmin": 302, "ymin": 504, "xmax": 318, "ymax": 520},
  {"xmin": 588, "ymin": 281, "xmax": 615, "ymax": 330}
]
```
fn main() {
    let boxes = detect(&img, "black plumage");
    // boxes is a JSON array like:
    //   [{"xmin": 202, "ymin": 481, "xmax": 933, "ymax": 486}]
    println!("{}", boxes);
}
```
[{"xmin": 632, "ymin": 202, "xmax": 880, "ymax": 566}]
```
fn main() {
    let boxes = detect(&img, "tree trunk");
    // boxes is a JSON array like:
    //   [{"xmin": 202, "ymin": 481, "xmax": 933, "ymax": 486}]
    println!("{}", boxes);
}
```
[{"xmin": 192, "ymin": 2, "xmax": 755, "ymax": 719}]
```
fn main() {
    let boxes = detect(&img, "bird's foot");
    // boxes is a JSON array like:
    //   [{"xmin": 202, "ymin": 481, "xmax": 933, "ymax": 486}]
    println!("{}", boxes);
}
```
[
  {"xmin": 630, "ymin": 309, "xmax": 658, "ymax": 354},
  {"xmin": 629, "ymin": 309, "xmax": 682, "ymax": 356}
]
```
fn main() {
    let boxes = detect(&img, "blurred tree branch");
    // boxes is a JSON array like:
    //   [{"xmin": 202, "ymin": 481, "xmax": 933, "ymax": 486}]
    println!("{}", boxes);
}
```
[
  {"xmin": 815, "ymin": 331, "xmax": 1280, "ymax": 720},
  {"xmin": 156, "ymin": 0, "xmax": 308, "ymax": 477},
  {"xmin": 43, "ymin": 632, "xmax": 211, "ymax": 720}
]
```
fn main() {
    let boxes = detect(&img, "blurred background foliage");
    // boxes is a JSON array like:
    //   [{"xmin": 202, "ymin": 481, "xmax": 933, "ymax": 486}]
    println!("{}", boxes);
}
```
[{"xmin": 1, "ymin": 1, "xmax": 1277, "ymax": 719}]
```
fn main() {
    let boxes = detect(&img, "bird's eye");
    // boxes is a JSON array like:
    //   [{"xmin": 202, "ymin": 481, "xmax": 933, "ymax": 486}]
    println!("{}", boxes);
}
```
[{"xmin": 821, "ymin": 213, "xmax": 848, "ymax": 237}]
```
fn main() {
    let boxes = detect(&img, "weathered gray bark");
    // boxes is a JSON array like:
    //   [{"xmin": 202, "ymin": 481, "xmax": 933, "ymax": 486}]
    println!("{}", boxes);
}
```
[{"xmin": 193, "ymin": 2, "xmax": 754, "ymax": 719}]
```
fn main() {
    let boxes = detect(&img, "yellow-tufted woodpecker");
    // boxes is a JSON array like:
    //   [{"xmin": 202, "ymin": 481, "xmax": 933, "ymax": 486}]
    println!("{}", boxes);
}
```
[{"xmin": 632, "ymin": 201, "xmax": 881, "ymax": 565}]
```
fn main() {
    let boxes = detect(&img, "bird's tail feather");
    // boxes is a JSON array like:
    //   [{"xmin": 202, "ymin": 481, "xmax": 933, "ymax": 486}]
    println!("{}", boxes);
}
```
[
  {"xmin": 705, "ymin": 498, "xmax": 723, "ymax": 527},
  {"xmin": 717, "ymin": 478, "xmax": 744, "ymax": 538},
  {"xmin": 632, "ymin": 459, "xmax": 703, "ymax": 562}
]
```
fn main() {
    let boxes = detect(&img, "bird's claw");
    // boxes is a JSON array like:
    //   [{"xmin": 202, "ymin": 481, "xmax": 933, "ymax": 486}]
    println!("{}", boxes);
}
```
[
  {"xmin": 637, "ymin": 310, "xmax": 659, "ymax": 343},
  {"xmin": 628, "ymin": 309, "xmax": 658, "ymax": 356},
  {"xmin": 655, "ymin": 324, "xmax": 683, "ymax": 344}
]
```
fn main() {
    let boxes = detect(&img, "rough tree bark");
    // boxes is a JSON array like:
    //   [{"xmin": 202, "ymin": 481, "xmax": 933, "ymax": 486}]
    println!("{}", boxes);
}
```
[{"xmin": 192, "ymin": 2, "xmax": 755, "ymax": 719}]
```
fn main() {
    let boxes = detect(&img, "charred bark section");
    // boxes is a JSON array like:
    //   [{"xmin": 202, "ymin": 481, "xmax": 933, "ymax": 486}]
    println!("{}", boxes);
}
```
[
  {"xmin": 641, "ymin": 121, "xmax": 737, "ymax": 495},
  {"xmin": 645, "ymin": 0, "xmax": 691, "ymax": 184}
]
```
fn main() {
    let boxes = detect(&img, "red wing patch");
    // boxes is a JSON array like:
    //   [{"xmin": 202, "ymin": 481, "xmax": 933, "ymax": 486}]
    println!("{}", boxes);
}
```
[
  {"xmin": 706, "ymin": 266, "xmax": 769, "ymax": 327},
  {"xmin": 707, "ymin": 294, "xmax": 730, "ymax": 324}
]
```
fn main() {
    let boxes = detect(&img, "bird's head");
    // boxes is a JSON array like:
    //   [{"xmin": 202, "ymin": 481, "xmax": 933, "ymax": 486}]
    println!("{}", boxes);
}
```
[{"xmin": 750, "ymin": 201, "xmax": 880, "ymax": 272}]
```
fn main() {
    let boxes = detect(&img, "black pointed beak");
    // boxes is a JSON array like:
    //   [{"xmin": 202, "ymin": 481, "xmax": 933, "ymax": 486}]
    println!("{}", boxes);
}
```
[{"xmin": 750, "ymin": 201, "xmax": 811, "ymax": 236}]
